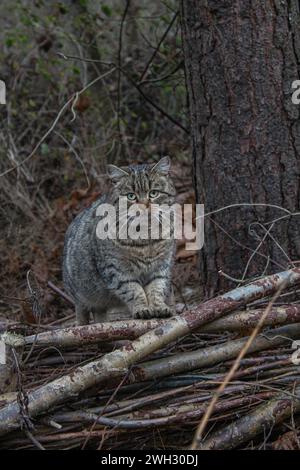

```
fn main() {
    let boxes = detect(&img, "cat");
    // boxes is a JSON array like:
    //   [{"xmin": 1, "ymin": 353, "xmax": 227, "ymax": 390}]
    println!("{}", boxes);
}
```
[{"xmin": 63, "ymin": 156, "xmax": 176, "ymax": 325}]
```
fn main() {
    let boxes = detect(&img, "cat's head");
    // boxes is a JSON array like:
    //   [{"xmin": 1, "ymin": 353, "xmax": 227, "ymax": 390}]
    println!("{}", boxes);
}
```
[{"xmin": 107, "ymin": 156, "xmax": 176, "ymax": 207}]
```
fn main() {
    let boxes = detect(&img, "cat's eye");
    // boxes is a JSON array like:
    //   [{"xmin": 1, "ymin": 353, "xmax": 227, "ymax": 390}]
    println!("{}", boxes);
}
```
[
  {"xmin": 127, "ymin": 192, "xmax": 137, "ymax": 201},
  {"xmin": 149, "ymin": 190, "xmax": 159, "ymax": 199}
]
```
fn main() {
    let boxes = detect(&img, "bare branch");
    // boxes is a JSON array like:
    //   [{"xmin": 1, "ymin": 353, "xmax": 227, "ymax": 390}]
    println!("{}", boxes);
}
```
[{"xmin": 0, "ymin": 268, "xmax": 300, "ymax": 436}]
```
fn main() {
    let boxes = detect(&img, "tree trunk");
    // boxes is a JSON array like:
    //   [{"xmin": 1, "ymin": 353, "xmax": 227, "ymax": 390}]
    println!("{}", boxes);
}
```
[{"xmin": 181, "ymin": 0, "xmax": 300, "ymax": 297}]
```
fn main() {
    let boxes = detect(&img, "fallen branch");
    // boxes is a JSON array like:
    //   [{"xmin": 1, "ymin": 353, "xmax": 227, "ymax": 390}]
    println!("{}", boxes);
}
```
[
  {"xmin": 0, "ymin": 268, "xmax": 300, "ymax": 436},
  {"xmin": 47, "ymin": 393, "xmax": 274, "ymax": 429},
  {"xmin": 25, "ymin": 304, "xmax": 300, "ymax": 348},
  {"xmin": 132, "ymin": 323, "xmax": 300, "ymax": 381},
  {"xmin": 199, "ymin": 385, "xmax": 300, "ymax": 450},
  {"xmin": 203, "ymin": 305, "xmax": 300, "ymax": 332},
  {"xmin": 192, "ymin": 279, "xmax": 286, "ymax": 448},
  {"xmin": 25, "ymin": 319, "xmax": 163, "ymax": 346},
  {"xmin": 0, "ymin": 392, "xmax": 18, "ymax": 408},
  {"xmin": 0, "ymin": 333, "xmax": 24, "ymax": 394}
]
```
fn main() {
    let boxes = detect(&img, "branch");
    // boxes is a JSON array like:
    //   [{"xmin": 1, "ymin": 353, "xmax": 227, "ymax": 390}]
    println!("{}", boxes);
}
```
[
  {"xmin": 139, "ymin": 61, "xmax": 183, "ymax": 86},
  {"xmin": 24, "ymin": 304, "xmax": 300, "ymax": 348},
  {"xmin": 0, "ymin": 68, "xmax": 116, "ymax": 177},
  {"xmin": 131, "ymin": 323, "xmax": 300, "ymax": 382},
  {"xmin": 0, "ymin": 268, "xmax": 300, "ymax": 436},
  {"xmin": 47, "ymin": 393, "xmax": 274, "ymax": 429},
  {"xmin": 0, "ymin": 333, "xmax": 24, "ymax": 394},
  {"xmin": 56, "ymin": 52, "xmax": 189, "ymax": 134},
  {"xmin": 139, "ymin": 11, "xmax": 179, "ymax": 82},
  {"xmin": 199, "ymin": 385, "xmax": 300, "ymax": 450},
  {"xmin": 117, "ymin": 0, "xmax": 131, "ymax": 153},
  {"xmin": 192, "ymin": 281, "xmax": 287, "ymax": 448}
]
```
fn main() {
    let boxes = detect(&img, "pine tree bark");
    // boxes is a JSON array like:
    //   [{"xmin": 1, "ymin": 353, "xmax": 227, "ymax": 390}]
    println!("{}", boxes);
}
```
[{"xmin": 181, "ymin": 0, "xmax": 300, "ymax": 296}]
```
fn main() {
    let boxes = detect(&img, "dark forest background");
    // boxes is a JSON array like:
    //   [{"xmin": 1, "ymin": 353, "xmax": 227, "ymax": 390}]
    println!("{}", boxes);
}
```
[{"xmin": 0, "ymin": 0, "xmax": 198, "ymax": 324}]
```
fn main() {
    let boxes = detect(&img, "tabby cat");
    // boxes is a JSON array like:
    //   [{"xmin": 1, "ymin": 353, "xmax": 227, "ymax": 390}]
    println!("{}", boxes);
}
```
[{"xmin": 63, "ymin": 156, "xmax": 176, "ymax": 325}]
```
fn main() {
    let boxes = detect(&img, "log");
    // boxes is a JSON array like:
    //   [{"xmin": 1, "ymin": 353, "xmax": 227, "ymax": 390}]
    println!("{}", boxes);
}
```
[
  {"xmin": 0, "ymin": 268, "xmax": 299, "ymax": 436},
  {"xmin": 199, "ymin": 385, "xmax": 300, "ymax": 450},
  {"xmin": 48, "ymin": 393, "xmax": 274, "ymax": 428},
  {"xmin": 0, "ymin": 333, "xmax": 24, "ymax": 394},
  {"xmin": 24, "ymin": 304, "xmax": 300, "ymax": 348},
  {"xmin": 203, "ymin": 305, "xmax": 300, "ymax": 332},
  {"xmin": 25, "ymin": 319, "xmax": 163, "ymax": 346},
  {"xmin": 0, "ymin": 392, "xmax": 18, "ymax": 408},
  {"xmin": 131, "ymin": 323, "xmax": 300, "ymax": 381}
]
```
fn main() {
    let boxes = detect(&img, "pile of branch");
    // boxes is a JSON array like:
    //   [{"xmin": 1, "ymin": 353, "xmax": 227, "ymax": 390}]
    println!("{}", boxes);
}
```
[{"xmin": 1, "ymin": 268, "xmax": 300, "ymax": 450}]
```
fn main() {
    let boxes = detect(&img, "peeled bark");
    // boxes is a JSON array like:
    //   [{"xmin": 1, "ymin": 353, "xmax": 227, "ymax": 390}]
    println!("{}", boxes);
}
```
[{"xmin": 181, "ymin": 0, "xmax": 300, "ymax": 296}]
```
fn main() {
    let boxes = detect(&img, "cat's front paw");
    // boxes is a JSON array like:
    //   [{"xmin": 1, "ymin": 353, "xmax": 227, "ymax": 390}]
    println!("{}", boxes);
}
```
[
  {"xmin": 133, "ymin": 308, "xmax": 152, "ymax": 319},
  {"xmin": 150, "ymin": 305, "xmax": 173, "ymax": 318}
]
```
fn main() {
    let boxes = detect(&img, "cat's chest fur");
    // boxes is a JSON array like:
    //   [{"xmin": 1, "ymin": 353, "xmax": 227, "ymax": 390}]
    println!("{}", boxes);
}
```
[{"xmin": 98, "ymin": 238, "xmax": 173, "ymax": 286}]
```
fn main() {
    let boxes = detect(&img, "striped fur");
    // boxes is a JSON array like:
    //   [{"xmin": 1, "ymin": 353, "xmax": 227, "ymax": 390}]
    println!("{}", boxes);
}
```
[{"xmin": 63, "ymin": 157, "xmax": 176, "ymax": 325}]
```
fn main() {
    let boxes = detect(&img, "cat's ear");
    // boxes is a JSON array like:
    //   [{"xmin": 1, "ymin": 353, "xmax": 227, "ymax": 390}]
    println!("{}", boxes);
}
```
[
  {"xmin": 151, "ymin": 156, "xmax": 171, "ymax": 176},
  {"xmin": 107, "ymin": 164, "xmax": 129, "ymax": 183}
]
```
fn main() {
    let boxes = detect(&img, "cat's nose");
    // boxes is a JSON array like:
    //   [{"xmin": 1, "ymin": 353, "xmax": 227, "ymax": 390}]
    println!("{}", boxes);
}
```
[{"xmin": 137, "ymin": 198, "xmax": 149, "ymax": 208}]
